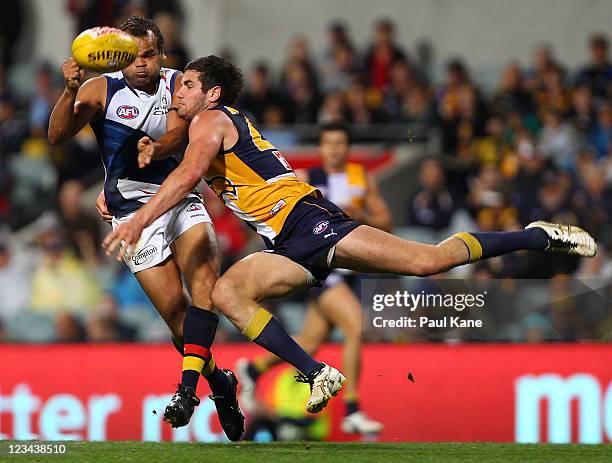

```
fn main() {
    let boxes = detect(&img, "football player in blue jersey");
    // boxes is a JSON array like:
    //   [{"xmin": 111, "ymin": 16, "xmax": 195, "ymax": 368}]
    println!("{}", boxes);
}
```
[{"xmin": 48, "ymin": 17, "xmax": 243, "ymax": 440}]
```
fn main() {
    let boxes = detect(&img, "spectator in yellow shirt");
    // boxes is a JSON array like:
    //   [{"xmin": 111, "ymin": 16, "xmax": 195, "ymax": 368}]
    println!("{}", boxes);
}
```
[{"xmin": 30, "ymin": 227, "xmax": 102, "ymax": 313}]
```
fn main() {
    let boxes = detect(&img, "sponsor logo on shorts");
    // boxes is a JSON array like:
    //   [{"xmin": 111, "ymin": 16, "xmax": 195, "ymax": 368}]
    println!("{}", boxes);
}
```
[
  {"xmin": 324, "ymin": 229, "xmax": 337, "ymax": 239},
  {"xmin": 116, "ymin": 105, "xmax": 139, "ymax": 119},
  {"xmin": 186, "ymin": 203, "xmax": 203, "ymax": 212},
  {"xmin": 132, "ymin": 244, "xmax": 157, "ymax": 266},
  {"xmin": 313, "ymin": 220, "xmax": 329, "ymax": 235},
  {"xmin": 269, "ymin": 199, "xmax": 286, "ymax": 217}
]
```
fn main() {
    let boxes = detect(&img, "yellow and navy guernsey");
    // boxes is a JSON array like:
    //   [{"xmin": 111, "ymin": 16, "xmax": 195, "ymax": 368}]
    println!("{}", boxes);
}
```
[
  {"xmin": 306, "ymin": 163, "xmax": 367, "ymax": 287},
  {"xmin": 307, "ymin": 162, "xmax": 368, "ymax": 213},
  {"xmin": 205, "ymin": 106, "xmax": 316, "ymax": 244}
]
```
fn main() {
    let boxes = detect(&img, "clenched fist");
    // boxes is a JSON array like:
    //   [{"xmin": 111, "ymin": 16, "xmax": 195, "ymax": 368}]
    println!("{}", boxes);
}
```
[
  {"xmin": 138, "ymin": 136, "xmax": 160, "ymax": 168},
  {"xmin": 62, "ymin": 57, "xmax": 85, "ymax": 94}
]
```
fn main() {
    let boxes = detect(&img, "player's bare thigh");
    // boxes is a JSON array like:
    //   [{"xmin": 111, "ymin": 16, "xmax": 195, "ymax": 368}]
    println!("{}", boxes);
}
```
[
  {"xmin": 171, "ymin": 222, "xmax": 219, "ymax": 309},
  {"xmin": 211, "ymin": 252, "xmax": 312, "ymax": 328},
  {"xmin": 133, "ymin": 222, "xmax": 219, "ymax": 339},
  {"xmin": 332, "ymin": 225, "xmax": 460, "ymax": 276}
]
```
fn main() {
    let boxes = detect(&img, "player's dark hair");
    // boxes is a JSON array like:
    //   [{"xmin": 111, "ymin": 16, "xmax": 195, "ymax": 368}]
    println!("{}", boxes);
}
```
[
  {"xmin": 319, "ymin": 122, "xmax": 351, "ymax": 144},
  {"xmin": 119, "ymin": 16, "xmax": 165, "ymax": 53},
  {"xmin": 184, "ymin": 56, "xmax": 244, "ymax": 106}
]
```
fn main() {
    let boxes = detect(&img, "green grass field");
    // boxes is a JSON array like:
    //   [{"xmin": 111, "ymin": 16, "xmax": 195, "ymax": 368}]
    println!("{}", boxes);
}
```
[{"xmin": 1, "ymin": 442, "xmax": 611, "ymax": 463}]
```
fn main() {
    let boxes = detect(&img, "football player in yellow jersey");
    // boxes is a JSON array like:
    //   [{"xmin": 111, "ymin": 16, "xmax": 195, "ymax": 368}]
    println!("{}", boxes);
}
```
[
  {"xmin": 103, "ymin": 56, "xmax": 597, "ymax": 428},
  {"xmin": 237, "ymin": 123, "xmax": 390, "ymax": 435}
]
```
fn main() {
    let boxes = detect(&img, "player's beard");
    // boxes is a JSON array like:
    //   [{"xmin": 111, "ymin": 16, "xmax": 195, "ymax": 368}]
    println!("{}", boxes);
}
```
[{"xmin": 180, "ymin": 95, "xmax": 208, "ymax": 121}]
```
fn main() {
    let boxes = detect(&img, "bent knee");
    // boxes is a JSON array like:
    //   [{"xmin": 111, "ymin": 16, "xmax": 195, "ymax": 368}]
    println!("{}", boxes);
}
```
[
  {"xmin": 211, "ymin": 277, "xmax": 243, "ymax": 313},
  {"xmin": 189, "ymin": 277, "xmax": 216, "ymax": 309}
]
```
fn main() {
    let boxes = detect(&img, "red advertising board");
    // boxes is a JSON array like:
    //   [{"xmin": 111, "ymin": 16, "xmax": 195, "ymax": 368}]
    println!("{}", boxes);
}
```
[{"xmin": 0, "ymin": 343, "xmax": 610, "ymax": 443}]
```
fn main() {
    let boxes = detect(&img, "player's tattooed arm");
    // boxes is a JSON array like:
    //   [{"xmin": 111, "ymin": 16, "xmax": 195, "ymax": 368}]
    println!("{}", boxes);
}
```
[
  {"xmin": 137, "ymin": 73, "xmax": 189, "ymax": 168},
  {"xmin": 48, "ymin": 58, "xmax": 105, "ymax": 144}
]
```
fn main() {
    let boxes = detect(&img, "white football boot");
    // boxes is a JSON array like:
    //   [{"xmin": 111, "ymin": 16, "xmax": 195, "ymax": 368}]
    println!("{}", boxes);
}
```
[
  {"xmin": 526, "ymin": 221, "xmax": 597, "ymax": 257},
  {"xmin": 298, "ymin": 363, "xmax": 346, "ymax": 413},
  {"xmin": 341, "ymin": 411, "xmax": 384, "ymax": 434}
]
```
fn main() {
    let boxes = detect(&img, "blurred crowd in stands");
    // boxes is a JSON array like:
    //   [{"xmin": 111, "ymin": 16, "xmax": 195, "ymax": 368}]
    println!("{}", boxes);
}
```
[{"xmin": 0, "ymin": 0, "xmax": 611, "ymax": 343}]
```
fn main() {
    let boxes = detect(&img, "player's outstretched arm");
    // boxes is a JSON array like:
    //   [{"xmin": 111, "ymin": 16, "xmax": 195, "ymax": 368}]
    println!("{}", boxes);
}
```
[
  {"xmin": 137, "ymin": 74, "xmax": 190, "ymax": 168},
  {"xmin": 48, "ymin": 58, "xmax": 105, "ymax": 145},
  {"xmin": 102, "ymin": 110, "xmax": 226, "ymax": 259}
]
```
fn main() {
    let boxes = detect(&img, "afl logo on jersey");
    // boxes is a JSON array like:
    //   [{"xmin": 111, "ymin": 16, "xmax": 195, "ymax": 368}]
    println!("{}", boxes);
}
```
[
  {"xmin": 117, "ymin": 105, "xmax": 139, "ymax": 119},
  {"xmin": 313, "ymin": 220, "xmax": 330, "ymax": 235}
]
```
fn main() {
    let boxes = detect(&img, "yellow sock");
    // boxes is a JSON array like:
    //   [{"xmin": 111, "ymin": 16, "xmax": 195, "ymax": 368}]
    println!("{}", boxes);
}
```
[
  {"xmin": 453, "ymin": 232, "xmax": 483, "ymax": 263},
  {"xmin": 242, "ymin": 307, "xmax": 273, "ymax": 341}
]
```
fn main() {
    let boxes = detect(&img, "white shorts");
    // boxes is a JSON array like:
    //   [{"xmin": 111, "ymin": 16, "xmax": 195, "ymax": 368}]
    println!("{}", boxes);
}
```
[{"xmin": 112, "ymin": 198, "xmax": 213, "ymax": 273}]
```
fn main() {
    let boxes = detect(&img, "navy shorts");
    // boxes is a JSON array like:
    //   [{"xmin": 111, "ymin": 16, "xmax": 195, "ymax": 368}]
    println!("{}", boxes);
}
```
[{"xmin": 266, "ymin": 193, "xmax": 360, "ymax": 285}]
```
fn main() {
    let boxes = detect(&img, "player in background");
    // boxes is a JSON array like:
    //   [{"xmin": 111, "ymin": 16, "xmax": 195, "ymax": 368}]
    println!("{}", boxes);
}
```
[
  {"xmin": 102, "ymin": 56, "xmax": 597, "ymax": 427},
  {"xmin": 48, "ymin": 18, "xmax": 243, "ymax": 439},
  {"xmin": 236, "ymin": 123, "xmax": 388, "ymax": 435}
]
